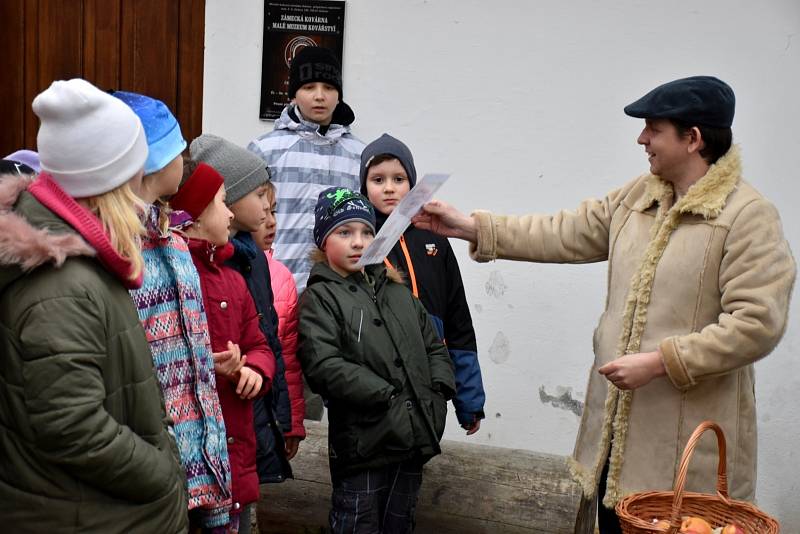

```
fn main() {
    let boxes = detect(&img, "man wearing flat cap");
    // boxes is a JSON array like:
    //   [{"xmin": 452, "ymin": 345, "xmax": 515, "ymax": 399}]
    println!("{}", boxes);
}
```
[{"xmin": 413, "ymin": 76, "xmax": 796, "ymax": 533}]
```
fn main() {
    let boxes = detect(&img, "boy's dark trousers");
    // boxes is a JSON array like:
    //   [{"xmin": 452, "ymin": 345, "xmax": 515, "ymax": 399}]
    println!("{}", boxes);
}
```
[
  {"xmin": 598, "ymin": 456, "xmax": 623, "ymax": 534},
  {"xmin": 329, "ymin": 459, "xmax": 423, "ymax": 534}
]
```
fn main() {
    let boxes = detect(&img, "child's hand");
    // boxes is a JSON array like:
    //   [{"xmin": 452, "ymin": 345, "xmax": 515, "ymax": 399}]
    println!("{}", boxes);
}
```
[
  {"xmin": 284, "ymin": 437, "xmax": 301, "ymax": 460},
  {"xmin": 235, "ymin": 366, "xmax": 263, "ymax": 399},
  {"xmin": 462, "ymin": 419, "xmax": 481, "ymax": 436},
  {"xmin": 213, "ymin": 341, "xmax": 246, "ymax": 379}
]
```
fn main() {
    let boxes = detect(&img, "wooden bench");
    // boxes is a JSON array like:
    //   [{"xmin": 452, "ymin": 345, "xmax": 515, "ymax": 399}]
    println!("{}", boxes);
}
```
[{"xmin": 257, "ymin": 421, "xmax": 594, "ymax": 533}]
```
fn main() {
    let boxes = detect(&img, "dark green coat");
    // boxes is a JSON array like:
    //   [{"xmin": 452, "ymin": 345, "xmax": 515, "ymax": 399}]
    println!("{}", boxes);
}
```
[
  {"xmin": 297, "ymin": 261, "xmax": 455, "ymax": 477},
  {"xmin": 0, "ymin": 186, "xmax": 188, "ymax": 533}
]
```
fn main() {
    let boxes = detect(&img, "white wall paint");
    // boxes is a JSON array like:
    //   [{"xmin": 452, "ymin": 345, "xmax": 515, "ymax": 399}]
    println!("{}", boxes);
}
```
[{"xmin": 204, "ymin": 0, "xmax": 800, "ymax": 527}]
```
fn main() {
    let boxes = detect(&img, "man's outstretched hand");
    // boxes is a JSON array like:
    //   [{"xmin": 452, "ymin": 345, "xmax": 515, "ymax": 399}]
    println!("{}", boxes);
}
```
[{"xmin": 412, "ymin": 200, "xmax": 478, "ymax": 243}]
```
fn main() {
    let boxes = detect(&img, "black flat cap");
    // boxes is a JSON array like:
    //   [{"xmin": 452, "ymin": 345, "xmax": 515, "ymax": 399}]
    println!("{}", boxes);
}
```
[{"xmin": 624, "ymin": 76, "xmax": 735, "ymax": 128}]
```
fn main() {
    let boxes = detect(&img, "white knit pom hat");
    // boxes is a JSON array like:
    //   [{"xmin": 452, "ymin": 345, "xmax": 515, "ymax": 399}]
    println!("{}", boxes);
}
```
[{"xmin": 32, "ymin": 78, "xmax": 147, "ymax": 197}]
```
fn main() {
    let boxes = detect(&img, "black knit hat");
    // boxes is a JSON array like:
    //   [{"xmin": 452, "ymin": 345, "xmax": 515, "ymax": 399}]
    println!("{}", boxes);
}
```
[
  {"xmin": 359, "ymin": 133, "xmax": 417, "ymax": 195},
  {"xmin": 624, "ymin": 76, "xmax": 735, "ymax": 128},
  {"xmin": 288, "ymin": 46, "xmax": 355, "ymax": 126},
  {"xmin": 313, "ymin": 187, "xmax": 375, "ymax": 248},
  {"xmin": 288, "ymin": 46, "xmax": 343, "ymax": 98}
]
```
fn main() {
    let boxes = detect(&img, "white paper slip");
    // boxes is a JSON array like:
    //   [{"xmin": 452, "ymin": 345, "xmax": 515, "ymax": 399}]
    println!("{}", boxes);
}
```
[{"xmin": 356, "ymin": 173, "xmax": 450, "ymax": 267}]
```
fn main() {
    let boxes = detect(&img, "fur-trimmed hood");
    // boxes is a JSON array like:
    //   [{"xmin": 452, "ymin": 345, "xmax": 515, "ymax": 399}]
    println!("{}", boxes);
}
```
[{"xmin": 0, "ymin": 174, "xmax": 93, "ymax": 293}]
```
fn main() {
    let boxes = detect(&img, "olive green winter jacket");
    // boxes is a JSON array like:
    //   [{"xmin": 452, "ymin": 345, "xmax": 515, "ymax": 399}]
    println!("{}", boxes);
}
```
[
  {"xmin": 0, "ymin": 182, "xmax": 188, "ymax": 533},
  {"xmin": 297, "ymin": 261, "xmax": 455, "ymax": 478}
]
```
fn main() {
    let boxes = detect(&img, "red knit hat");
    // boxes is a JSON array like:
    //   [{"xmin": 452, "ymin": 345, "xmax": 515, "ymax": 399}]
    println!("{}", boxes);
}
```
[{"xmin": 170, "ymin": 162, "xmax": 224, "ymax": 220}]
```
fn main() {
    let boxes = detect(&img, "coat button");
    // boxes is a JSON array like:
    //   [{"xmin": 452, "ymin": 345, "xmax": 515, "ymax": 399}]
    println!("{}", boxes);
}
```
[
  {"xmin": 227, "ymin": 436, "xmax": 234, "ymax": 444},
  {"xmin": 394, "ymin": 358, "xmax": 402, "ymax": 367},
  {"xmin": 373, "ymin": 318, "xmax": 382, "ymax": 326},
  {"xmin": 405, "ymin": 400, "xmax": 413, "ymax": 410},
  {"xmin": 349, "ymin": 285, "xmax": 357, "ymax": 292},
  {"xmin": 233, "ymin": 502, "xmax": 241, "ymax": 510},
  {"xmin": 220, "ymin": 301, "xmax": 228, "ymax": 309}
]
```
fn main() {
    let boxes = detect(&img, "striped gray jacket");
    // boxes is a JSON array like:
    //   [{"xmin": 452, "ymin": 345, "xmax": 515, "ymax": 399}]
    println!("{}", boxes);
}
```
[{"xmin": 248, "ymin": 104, "xmax": 364, "ymax": 293}]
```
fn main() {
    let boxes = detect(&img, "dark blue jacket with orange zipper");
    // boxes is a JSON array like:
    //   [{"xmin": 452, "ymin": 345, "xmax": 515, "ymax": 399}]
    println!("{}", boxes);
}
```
[{"xmin": 378, "ymin": 213, "xmax": 486, "ymax": 426}]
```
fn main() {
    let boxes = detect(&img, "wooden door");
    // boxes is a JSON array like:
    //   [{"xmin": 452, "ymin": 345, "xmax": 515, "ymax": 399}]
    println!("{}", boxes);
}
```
[{"xmin": 0, "ymin": 0, "xmax": 206, "ymax": 158}]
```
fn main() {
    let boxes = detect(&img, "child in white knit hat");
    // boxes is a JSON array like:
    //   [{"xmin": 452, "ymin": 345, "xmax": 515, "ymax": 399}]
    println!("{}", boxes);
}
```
[{"xmin": 0, "ymin": 78, "xmax": 187, "ymax": 532}]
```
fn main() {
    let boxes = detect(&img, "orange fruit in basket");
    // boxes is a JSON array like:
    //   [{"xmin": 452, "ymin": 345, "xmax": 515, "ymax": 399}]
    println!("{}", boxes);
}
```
[
  {"xmin": 679, "ymin": 516, "xmax": 713, "ymax": 534},
  {"xmin": 721, "ymin": 524, "xmax": 746, "ymax": 534}
]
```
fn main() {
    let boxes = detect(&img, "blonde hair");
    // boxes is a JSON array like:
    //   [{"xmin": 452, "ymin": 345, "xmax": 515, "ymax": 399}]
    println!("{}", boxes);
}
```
[
  {"xmin": 84, "ymin": 182, "xmax": 146, "ymax": 281},
  {"xmin": 264, "ymin": 179, "xmax": 276, "ymax": 197},
  {"xmin": 153, "ymin": 198, "xmax": 171, "ymax": 236}
]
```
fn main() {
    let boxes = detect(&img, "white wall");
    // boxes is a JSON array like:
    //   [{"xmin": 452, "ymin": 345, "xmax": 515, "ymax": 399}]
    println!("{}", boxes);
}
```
[{"xmin": 204, "ymin": 0, "xmax": 800, "ymax": 527}]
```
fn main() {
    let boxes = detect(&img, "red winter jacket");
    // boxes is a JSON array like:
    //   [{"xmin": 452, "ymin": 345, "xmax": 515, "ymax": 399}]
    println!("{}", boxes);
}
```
[
  {"xmin": 266, "ymin": 250, "xmax": 306, "ymax": 438},
  {"xmin": 188, "ymin": 239, "xmax": 275, "ymax": 514}
]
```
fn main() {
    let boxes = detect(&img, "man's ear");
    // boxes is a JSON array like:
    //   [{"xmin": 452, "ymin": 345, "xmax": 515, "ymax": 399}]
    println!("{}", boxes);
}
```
[{"xmin": 687, "ymin": 126, "xmax": 705, "ymax": 155}]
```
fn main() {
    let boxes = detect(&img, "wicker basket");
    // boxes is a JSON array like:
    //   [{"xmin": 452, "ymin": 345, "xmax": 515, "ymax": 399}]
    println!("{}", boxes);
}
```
[{"xmin": 615, "ymin": 421, "xmax": 780, "ymax": 533}]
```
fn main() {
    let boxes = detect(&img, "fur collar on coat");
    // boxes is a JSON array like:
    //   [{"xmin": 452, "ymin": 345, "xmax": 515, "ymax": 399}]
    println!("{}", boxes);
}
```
[{"xmin": 0, "ymin": 174, "xmax": 93, "ymax": 276}]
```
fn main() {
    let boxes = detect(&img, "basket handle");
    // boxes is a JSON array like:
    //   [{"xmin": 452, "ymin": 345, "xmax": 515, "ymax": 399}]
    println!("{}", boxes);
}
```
[{"xmin": 667, "ymin": 421, "xmax": 731, "ymax": 528}]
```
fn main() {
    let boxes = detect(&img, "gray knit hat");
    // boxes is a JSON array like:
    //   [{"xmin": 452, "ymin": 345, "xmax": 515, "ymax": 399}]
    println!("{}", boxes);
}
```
[
  {"xmin": 359, "ymin": 133, "xmax": 417, "ymax": 196},
  {"xmin": 189, "ymin": 134, "xmax": 271, "ymax": 205}
]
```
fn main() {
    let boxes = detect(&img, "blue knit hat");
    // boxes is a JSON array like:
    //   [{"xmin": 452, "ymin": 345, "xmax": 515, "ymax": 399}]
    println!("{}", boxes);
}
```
[
  {"xmin": 112, "ymin": 91, "xmax": 187, "ymax": 175},
  {"xmin": 313, "ymin": 187, "xmax": 375, "ymax": 248}
]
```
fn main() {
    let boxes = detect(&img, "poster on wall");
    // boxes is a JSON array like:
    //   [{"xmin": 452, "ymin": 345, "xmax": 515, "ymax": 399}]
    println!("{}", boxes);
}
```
[{"xmin": 259, "ymin": 0, "xmax": 346, "ymax": 120}]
